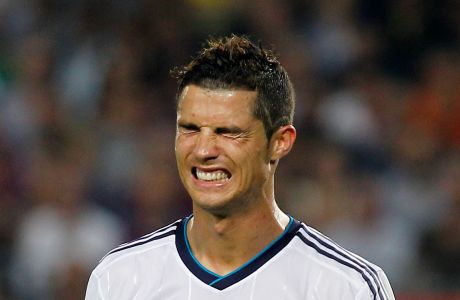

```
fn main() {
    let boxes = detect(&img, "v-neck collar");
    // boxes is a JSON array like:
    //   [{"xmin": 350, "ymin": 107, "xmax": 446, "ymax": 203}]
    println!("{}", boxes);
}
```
[{"xmin": 175, "ymin": 215, "xmax": 301, "ymax": 290}]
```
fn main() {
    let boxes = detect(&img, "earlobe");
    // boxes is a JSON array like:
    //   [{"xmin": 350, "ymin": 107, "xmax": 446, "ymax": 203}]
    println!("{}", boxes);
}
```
[{"xmin": 269, "ymin": 125, "xmax": 296, "ymax": 161}]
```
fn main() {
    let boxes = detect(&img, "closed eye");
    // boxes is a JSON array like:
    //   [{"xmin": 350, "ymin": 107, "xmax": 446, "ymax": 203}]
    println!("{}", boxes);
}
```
[
  {"xmin": 178, "ymin": 123, "xmax": 199, "ymax": 133},
  {"xmin": 215, "ymin": 127, "xmax": 244, "ymax": 138}
]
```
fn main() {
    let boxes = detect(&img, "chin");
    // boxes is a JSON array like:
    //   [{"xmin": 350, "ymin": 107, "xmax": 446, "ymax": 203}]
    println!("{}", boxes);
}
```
[
  {"xmin": 193, "ymin": 196, "xmax": 230, "ymax": 211},
  {"xmin": 188, "ymin": 190, "xmax": 229, "ymax": 210}
]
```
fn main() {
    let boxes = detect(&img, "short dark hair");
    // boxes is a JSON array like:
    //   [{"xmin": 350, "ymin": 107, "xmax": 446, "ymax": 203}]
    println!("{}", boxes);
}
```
[{"xmin": 171, "ymin": 35, "xmax": 295, "ymax": 140}]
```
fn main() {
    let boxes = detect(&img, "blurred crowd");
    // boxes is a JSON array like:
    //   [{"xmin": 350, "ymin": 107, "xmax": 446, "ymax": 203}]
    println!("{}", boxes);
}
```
[{"xmin": 0, "ymin": 0, "xmax": 459, "ymax": 299}]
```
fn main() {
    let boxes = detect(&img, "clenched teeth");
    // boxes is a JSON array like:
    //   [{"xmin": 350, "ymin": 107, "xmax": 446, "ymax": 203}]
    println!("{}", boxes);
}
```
[{"xmin": 196, "ymin": 169, "xmax": 229, "ymax": 181}]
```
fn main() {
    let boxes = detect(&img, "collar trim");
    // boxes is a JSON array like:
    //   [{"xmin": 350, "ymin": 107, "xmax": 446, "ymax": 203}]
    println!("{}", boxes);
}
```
[{"xmin": 175, "ymin": 215, "xmax": 300, "ymax": 290}]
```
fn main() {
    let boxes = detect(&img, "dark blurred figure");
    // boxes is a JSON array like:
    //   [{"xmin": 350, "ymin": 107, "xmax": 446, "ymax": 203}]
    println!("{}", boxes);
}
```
[
  {"xmin": 404, "ymin": 49, "xmax": 460, "ymax": 151},
  {"xmin": 418, "ymin": 153, "xmax": 460, "ymax": 290},
  {"xmin": 9, "ymin": 126, "xmax": 124, "ymax": 300}
]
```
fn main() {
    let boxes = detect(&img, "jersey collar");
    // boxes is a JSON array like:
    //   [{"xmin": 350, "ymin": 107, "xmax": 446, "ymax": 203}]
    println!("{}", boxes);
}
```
[{"xmin": 175, "ymin": 215, "xmax": 301, "ymax": 290}]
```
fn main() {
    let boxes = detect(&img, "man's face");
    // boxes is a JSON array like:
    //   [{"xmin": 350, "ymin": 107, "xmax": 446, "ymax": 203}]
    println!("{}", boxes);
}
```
[{"xmin": 175, "ymin": 85, "xmax": 272, "ymax": 215}]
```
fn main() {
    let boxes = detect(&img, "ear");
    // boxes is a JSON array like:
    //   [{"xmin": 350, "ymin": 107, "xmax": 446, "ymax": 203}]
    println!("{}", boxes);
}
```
[{"xmin": 269, "ymin": 125, "xmax": 296, "ymax": 163}]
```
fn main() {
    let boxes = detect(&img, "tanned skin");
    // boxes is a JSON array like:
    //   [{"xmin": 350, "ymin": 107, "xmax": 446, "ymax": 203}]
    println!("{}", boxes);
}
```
[{"xmin": 175, "ymin": 85, "xmax": 296, "ymax": 275}]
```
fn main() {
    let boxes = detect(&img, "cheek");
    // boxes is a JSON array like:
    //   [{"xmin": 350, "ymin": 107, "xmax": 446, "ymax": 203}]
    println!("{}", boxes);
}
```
[
  {"xmin": 175, "ymin": 148, "xmax": 191, "ymax": 183},
  {"xmin": 175, "ymin": 142, "xmax": 190, "ymax": 177},
  {"xmin": 175, "ymin": 136, "xmax": 192, "ymax": 159},
  {"xmin": 236, "ymin": 145, "xmax": 270, "ymax": 178},
  {"xmin": 240, "ymin": 141, "xmax": 269, "ymax": 162}
]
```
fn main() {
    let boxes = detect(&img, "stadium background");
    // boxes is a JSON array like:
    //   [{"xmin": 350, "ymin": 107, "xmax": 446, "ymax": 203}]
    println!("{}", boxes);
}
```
[{"xmin": 0, "ymin": 0, "xmax": 459, "ymax": 299}]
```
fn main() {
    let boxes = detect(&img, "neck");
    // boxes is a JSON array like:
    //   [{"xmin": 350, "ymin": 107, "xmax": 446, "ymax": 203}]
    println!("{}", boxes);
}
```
[{"xmin": 187, "ymin": 203, "xmax": 290, "ymax": 276}]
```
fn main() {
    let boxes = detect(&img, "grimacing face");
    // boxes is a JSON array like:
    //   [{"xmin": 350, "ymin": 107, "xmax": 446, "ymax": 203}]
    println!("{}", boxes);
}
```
[{"xmin": 175, "ymin": 85, "xmax": 275, "ymax": 215}]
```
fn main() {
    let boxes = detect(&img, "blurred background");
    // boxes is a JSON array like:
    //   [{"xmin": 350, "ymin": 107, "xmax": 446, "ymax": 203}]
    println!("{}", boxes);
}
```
[{"xmin": 0, "ymin": 0, "xmax": 459, "ymax": 299}]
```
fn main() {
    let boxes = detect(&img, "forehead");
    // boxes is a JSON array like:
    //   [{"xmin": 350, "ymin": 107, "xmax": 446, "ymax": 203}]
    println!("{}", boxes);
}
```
[{"xmin": 177, "ymin": 85, "xmax": 258, "ymax": 121}]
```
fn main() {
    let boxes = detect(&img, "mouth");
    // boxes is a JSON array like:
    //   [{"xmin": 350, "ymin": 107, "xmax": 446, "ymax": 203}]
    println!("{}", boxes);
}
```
[{"xmin": 192, "ymin": 167, "xmax": 231, "ymax": 182}]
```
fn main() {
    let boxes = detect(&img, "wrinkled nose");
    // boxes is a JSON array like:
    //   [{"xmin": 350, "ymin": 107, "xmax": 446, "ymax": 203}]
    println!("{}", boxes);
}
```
[{"xmin": 192, "ymin": 130, "xmax": 219, "ymax": 161}]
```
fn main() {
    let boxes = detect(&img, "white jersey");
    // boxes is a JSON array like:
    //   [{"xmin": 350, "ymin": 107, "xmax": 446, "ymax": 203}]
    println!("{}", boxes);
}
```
[{"xmin": 85, "ymin": 217, "xmax": 395, "ymax": 300}]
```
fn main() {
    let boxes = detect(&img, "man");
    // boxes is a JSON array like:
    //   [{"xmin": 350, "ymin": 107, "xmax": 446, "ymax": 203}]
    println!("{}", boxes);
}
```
[{"xmin": 85, "ymin": 35, "xmax": 395, "ymax": 299}]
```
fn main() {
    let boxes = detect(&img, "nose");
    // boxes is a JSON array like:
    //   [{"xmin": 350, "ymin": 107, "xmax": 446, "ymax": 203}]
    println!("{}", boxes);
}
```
[{"xmin": 193, "ymin": 129, "xmax": 219, "ymax": 161}]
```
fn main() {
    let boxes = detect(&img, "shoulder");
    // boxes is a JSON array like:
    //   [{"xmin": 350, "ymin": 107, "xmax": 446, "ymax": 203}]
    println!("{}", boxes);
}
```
[
  {"xmin": 289, "ymin": 221, "xmax": 395, "ymax": 300},
  {"xmin": 86, "ymin": 219, "xmax": 185, "ymax": 299},
  {"xmin": 92, "ymin": 219, "xmax": 182, "ymax": 275}
]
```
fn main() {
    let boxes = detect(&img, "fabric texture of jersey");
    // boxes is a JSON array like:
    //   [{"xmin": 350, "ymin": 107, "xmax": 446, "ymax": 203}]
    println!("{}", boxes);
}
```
[{"xmin": 85, "ymin": 217, "xmax": 395, "ymax": 300}]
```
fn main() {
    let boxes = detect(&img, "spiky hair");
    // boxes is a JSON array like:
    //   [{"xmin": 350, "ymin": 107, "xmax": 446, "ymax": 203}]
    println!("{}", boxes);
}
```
[{"xmin": 171, "ymin": 35, "xmax": 295, "ymax": 139}]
